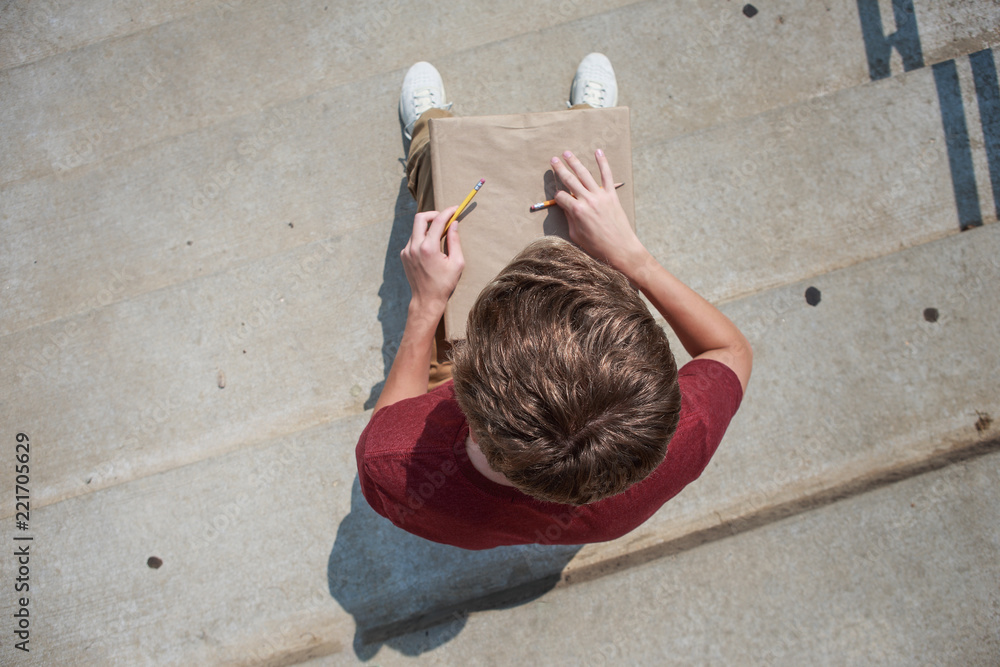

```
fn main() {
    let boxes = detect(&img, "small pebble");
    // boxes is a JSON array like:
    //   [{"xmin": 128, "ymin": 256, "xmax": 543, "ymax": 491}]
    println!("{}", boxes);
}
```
[{"xmin": 217, "ymin": 370, "xmax": 226, "ymax": 389}]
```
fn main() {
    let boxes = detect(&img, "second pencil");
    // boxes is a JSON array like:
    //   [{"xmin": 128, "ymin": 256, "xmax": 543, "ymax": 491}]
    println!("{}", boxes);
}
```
[{"xmin": 530, "ymin": 182, "xmax": 624, "ymax": 211}]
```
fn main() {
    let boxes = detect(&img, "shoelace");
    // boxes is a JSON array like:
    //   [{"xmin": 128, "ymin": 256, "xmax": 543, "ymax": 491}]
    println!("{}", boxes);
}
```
[
  {"xmin": 580, "ymin": 80, "xmax": 607, "ymax": 107},
  {"xmin": 410, "ymin": 87, "xmax": 442, "ymax": 116}
]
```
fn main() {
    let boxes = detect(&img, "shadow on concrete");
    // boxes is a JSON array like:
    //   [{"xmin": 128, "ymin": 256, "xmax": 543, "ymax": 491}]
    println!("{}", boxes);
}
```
[
  {"xmin": 364, "ymin": 173, "xmax": 416, "ymax": 410},
  {"xmin": 970, "ymin": 48, "xmax": 1000, "ymax": 220},
  {"xmin": 857, "ymin": 0, "xmax": 1000, "ymax": 230},
  {"xmin": 327, "ymin": 477, "xmax": 582, "ymax": 659}
]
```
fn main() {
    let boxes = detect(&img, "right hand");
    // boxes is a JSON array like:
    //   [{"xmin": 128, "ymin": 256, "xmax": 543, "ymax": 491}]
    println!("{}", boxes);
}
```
[
  {"xmin": 550, "ymin": 149, "xmax": 649, "ymax": 276},
  {"xmin": 400, "ymin": 206, "xmax": 465, "ymax": 317}
]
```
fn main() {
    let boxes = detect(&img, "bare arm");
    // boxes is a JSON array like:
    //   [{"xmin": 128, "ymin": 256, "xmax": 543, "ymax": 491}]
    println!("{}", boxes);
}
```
[
  {"xmin": 371, "ymin": 206, "xmax": 464, "ymax": 417},
  {"xmin": 550, "ymin": 150, "xmax": 752, "ymax": 391}
]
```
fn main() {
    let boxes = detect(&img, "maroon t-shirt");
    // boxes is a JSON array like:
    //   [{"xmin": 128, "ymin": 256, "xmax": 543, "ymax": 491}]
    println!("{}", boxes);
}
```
[{"xmin": 356, "ymin": 358, "xmax": 743, "ymax": 550}]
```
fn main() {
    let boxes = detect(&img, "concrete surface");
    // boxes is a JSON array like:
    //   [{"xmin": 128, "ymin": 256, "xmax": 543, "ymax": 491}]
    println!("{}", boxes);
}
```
[
  {"xmin": 5, "ymin": 0, "xmax": 1000, "ymax": 336},
  {"xmin": 327, "ymin": 450, "xmax": 1000, "ymax": 666},
  {"xmin": 1, "ymin": 227, "xmax": 996, "ymax": 665},
  {"xmin": 5, "ymin": 47, "xmax": 998, "ymax": 513},
  {"xmin": 1, "ymin": 0, "xmax": 999, "ymax": 664}
]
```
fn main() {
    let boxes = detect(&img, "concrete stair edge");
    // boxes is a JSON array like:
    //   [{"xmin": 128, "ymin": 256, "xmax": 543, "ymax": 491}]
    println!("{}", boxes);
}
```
[{"xmin": 2, "ymin": 224, "xmax": 997, "ymax": 664}]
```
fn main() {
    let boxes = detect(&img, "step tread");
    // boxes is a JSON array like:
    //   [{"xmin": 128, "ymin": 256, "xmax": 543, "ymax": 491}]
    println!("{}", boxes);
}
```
[
  {"xmin": 2, "ymin": 226, "xmax": 997, "ymax": 665},
  {"xmin": 0, "ymin": 0, "xmax": 643, "ymax": 185},
  {"xmin": 333, "ymin": 451, "xmax": 1000, "ymax": 666},
  {"xmin": 4, "ymin": 53, "xmax": 998, "ymax": 511},
  {"xmin": 3, "ymin": 0, "xmax": 997, "ymax": 187}
]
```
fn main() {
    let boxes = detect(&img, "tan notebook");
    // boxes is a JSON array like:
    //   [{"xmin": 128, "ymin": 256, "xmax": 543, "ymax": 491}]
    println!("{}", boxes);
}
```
[{"xmin": 429, "ymin": 106, "xmax": 635, "ymax": 339}]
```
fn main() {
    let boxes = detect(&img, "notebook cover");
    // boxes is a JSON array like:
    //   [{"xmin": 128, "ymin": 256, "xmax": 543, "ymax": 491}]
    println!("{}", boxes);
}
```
[{"xmin": 429, "ymin": 106, "xmax": 635, "ymax": 339}]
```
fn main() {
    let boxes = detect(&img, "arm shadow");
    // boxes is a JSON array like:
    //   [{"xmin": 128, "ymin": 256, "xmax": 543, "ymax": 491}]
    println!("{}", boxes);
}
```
[
  {"xmin": 327, "ymin": 476, "xmax": 582, "ymax": 659},
  {"xmin": 364, "ymin": 173, "xmax": 417, "ymax": 410}
]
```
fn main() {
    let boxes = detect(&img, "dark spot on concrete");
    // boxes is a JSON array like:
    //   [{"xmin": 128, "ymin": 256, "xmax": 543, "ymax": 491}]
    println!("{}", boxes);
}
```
[
  {"xmin": 743, "ymin": 4, "xmax": 758, "ymax": 18},
  {"xmin": 242, "ymin": 349, "xmax": 246, "ymax": 354},
  {"xmin": 186, "ymin": 240, "xmax": 193, "ymax": 246},
  {"xmin": 147, "ymin": 556, "xmax": 163, "ymax": 569},
  {"xmin": 288, "ymin": 222, "xmax": 294, "ymax": 228},
  {"xmin": 805, "ymin": 286, "xmax": 821, "ymax": 306},
  {"xmin": 777, "ymin": 15, "xmax": 785, "ymax": 24},
  {"xmin": 975, "ymin": 411, "xmax": 993, "ymax": 432},
  {"xmin": 923, "ymin": 308, "xmax": 939, "ymax": 322}
]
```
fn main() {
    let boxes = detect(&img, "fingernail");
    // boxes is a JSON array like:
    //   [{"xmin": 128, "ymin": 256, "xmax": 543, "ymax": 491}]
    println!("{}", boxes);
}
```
[
  {"xmin": 563, "ymin": 150, "xmax": 573, "ymax": 159},
  {"xmin": 596, "ymin": 148, "xmax": 604, "ymax": 158},
  {"xmin": 551, "ymin": 156, "xmax": 559, "ymax": 165}
]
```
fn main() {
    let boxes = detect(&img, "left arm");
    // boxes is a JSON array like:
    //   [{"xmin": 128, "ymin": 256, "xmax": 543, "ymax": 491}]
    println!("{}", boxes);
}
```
[{"xmin": 370, "ymin": 206, "xmax": 464, "ymax": 417}]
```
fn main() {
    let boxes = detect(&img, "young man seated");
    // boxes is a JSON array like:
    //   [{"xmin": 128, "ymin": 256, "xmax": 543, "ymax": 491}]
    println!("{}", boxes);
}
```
[{"xmin": 355, "ymin": 55, "xmax": 752, "ymax": 550}]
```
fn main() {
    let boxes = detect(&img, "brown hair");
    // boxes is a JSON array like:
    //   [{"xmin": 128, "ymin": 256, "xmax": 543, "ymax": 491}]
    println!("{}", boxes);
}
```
[{"xmin": 451, "ymin": 237, "xmax": 680, "ymax": 505}]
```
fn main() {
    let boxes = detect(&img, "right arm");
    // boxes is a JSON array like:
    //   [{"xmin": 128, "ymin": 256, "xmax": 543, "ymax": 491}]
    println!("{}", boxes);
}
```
[{"xmin": 550, "ymin": 150, "xmax": 752, "ymax": 392}]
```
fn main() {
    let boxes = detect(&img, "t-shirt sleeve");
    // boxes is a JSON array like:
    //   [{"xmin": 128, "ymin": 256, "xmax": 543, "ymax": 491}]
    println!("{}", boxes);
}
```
[
  {"xmin": 355, "ymin": 415, "xmax": 390, "ymax": 519},
  {"xmin": 354, "ymin": 383, "xmax": 462, "ymax": 525},
  {"xmin": 670, "ymin": 358, "xmax": 745, "ymax": 480}
]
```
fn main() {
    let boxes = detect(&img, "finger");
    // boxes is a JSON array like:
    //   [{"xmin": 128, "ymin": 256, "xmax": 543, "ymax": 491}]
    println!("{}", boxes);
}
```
[
  {"xmin": 562, "ymin": 150, "xmax": 600, "ymax": 193},
  {"xmin": 445, "ymin": 222, "xmax": 464, "ymax": 267},
  {"xmin": 412, "ymin": 210, "xmax": 438, "ymax": 241},
  {"xmin": 595, "ymin": 148, "xmax": 615, "ymax": 191},
  {"xmin": 551, "ymin": 155, "xmax": 586, "ymax": 196},
  {"xmin": 425, "ymin": 206, "xmax": 458, "ymax": 245},
  {"xmin": 552, "ymin": 190, "xmax": 578, "ymax": 212}
]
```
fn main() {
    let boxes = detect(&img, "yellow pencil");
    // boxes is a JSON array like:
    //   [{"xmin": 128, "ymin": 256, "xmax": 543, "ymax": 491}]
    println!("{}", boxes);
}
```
[
  {"xmin": 442, "ymin": 178, "xmax": 485, "ymax": 237},
  {"xmin": 530, "ymin": 182, "xmax": 624, "ymax": 211}
]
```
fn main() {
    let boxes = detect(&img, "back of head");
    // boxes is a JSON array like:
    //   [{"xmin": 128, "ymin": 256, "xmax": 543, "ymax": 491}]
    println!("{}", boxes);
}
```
[{"xmin": 451, "ymin": 237, "xmax": 680, "ymax": 505}]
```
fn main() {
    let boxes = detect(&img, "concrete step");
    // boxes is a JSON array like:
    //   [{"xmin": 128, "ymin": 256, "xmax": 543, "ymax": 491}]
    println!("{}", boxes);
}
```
[
  {"xmin": 335, "ymin": 449, "xmax": 1000, "ymax": 666},
  {"xmin": 0, "ymin": 0, "xmax": 216, "ymax": 71},
  {"xmin": 4, "ymin": 49, "xmax": 998, "ymax": 513},
  {"xmin": 5, "ymin": 33, "xmax": 999, "ymax": 339},
  {"xmin": 3, "ymin": 3, "xmax": 996, "ymax": 334},
  {"xmin": 635, "ymin": 46, "xmax": 1000, "ymax": 305},
  {"xmin": 0, "ymin": 0, "xmax": 645, "ymax": 186},
  {"xmin": 4, "ymin": 0, "xmax": 997, "ymax": 187},
  {"xmin": 2, "ymin": 225, "xmax": 996, "ymax": 665}
]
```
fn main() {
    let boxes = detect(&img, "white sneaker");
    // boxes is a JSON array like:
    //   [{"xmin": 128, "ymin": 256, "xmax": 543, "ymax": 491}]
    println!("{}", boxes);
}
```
[
  {"xmin": 399, "ymin": 61, "xmax": 452, "ymax": 140},
  {"xmin": 569, "ymin": 53, "xmax": 618, "ymax": 108}
]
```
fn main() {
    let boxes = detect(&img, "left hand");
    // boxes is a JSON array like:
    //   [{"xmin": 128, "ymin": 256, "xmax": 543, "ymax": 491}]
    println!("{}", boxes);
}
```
[
  {"xmin": 550, "ymin": 150, "xmax": 647, "ymax": 277},
  {"xmin": 400, "ymin": 206, "xmax": 465, "ymax": 316}
]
